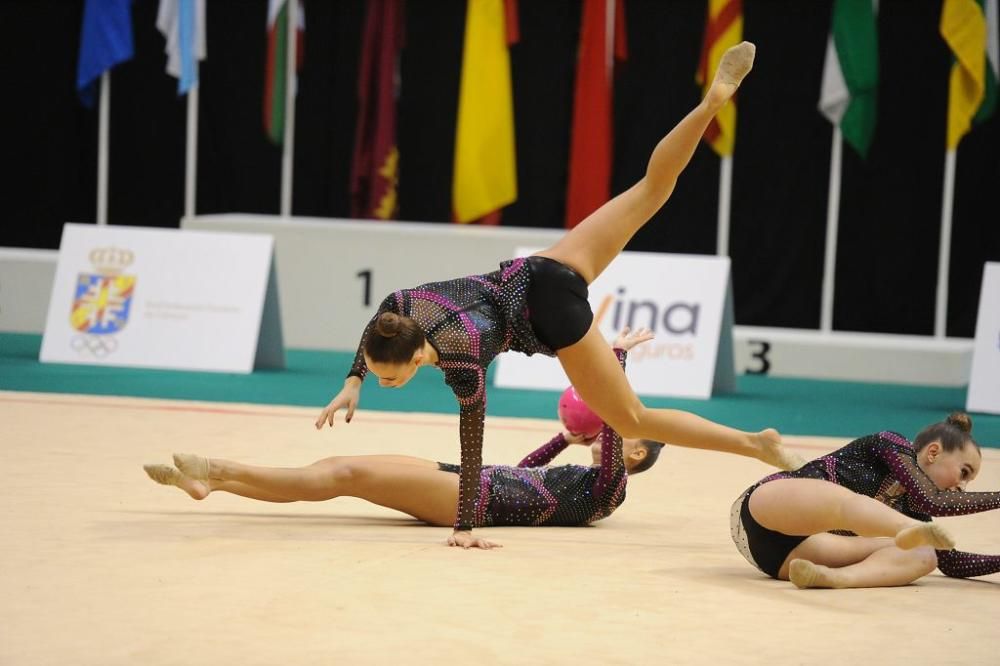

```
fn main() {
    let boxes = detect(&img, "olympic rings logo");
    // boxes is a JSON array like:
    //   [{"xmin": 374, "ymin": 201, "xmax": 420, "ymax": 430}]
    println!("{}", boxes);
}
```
[{"xmin": 71, "ymin": 335, "xmax": 119, "ymax": 357}]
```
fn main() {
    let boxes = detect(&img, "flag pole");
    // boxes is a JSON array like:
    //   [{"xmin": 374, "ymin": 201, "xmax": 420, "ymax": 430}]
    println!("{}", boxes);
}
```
[
  {"xmin": 184, "ymin": 79, "xmax": 198, "ymax": 222},
  {"xmin": 280, "ymin": 0, "xmax": 298, "ymax": 218},
  {"xmin": 820, "ymin": 127, "xmax": 843, "ymax": 332},
  {"xmin": 935, "ymin": 148, "xmax": 957, "ymax": 338},
  {"xmin": 604, "ymin": 0, "xmax": 614, "ymax": 73},
  {"xmin": 97, "ymin": 72, "xmax": 110, "ymax": 227},
  {"xmin": 716, "ymin": 155, "xmax": 732, "ymax": 256}
]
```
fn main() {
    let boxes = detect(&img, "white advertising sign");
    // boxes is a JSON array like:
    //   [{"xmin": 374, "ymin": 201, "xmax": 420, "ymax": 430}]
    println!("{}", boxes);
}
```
[
  {"xmin": 967, "ymin": 262, "xmax": 1000, "ymax": 414},
  {"xmin": 495, "ymin": 249, "xmax": 735, "ymax": 399},
  {"xmin": 40, "ymin": 223, "xmax": 284, "ymax": 373}
]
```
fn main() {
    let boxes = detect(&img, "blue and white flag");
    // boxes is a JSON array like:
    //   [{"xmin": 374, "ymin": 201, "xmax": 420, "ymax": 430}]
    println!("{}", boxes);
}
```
[
  {"xmin": 76, "ymin": 0, "xmax": 134, "ymax": 107},
  {"xmin": 156, "ymin": 0, "xmax": 206, "ymax": 95}
]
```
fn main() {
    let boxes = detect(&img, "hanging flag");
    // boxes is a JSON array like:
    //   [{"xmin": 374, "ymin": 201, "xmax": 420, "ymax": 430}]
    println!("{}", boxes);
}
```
[
  {"xmin": 264, "ymin": 0, "xmax": 306, "ymax": 145},
  {"xmin": 941, "ymin": 0, "xmax": 999, "ymax": 149},
  {"xmin": 350, "ymin": 0, "xmax": 404, "ymax": 220},
  {"xmin": 76, "ymin": 0, "xmax": 134, "ymax": 108},
  {"xmin": 695, "ymin": 0, "xmax": 743, "ymax": 156},
  {"xmin": 818, "ymin": 0, "xmax": 879, "ymax": 158},
  {"xmin": 452, "ymin": 0, "xmax": 519, "ymax": 224},
  {"xmin": 156, "ymin": 0, "xmax": 206, "ymax": 95},
  {"xmin": 564, "ymin": 0, "xmax": 628, "ymax": 229}
]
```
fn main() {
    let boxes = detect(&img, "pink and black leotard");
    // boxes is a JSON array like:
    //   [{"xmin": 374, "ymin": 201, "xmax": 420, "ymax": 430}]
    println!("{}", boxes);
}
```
[
  {"xmin": 731, "ymin": 431, "xmax": 1000, "ymax": 578},
  {"xmin": 348, "ymin": 257, "xmax": 595, "ymax": 532}
]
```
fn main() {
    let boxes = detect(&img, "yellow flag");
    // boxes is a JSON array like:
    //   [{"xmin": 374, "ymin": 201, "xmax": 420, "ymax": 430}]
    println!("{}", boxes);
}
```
[
  {"xmin": 941, "ymin": 0, "xmax": 989, "ymax": 149},
  {"xmin": 452, "ymin": 0, "xmax": 517, "ymax": 223}
]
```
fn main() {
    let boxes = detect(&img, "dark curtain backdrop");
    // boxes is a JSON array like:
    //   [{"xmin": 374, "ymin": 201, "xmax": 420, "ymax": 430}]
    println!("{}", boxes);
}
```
[{"xmin": 2, "ymin": 0, "xmax": 997, "ymax": 336}]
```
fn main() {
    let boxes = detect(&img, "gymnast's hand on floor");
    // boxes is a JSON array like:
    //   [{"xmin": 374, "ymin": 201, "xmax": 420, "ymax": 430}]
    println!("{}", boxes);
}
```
[
  {"xmin": 315, "ymin": 377, "xmax": 362, "ymax": 429},
  {"xmin": 447, "ymin": 530, "xmax": 502, "ymax": 550}
]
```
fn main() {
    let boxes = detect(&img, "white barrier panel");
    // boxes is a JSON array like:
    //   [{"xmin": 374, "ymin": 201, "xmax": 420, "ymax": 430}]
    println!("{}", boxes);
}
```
[
  {"xmin": 40, "ymin": 224, "xmax": 284, "ymax": 373},
  {"xmin": 967, "ymin": 262, "xmax": 1000, "ymax": 414},
  {"xmin": 735, "ymin": 327, "xmax": 972, "ymax": 386},
  {"xmin": 495, "ymin": 250, "xmax": 735, "ymax": 399},
  {"xmin": 0, "ymin": 248, "xmax": 57, "ymax": 333},
  {"xmin": 183, "ymin": 214, "xmax": 564, "ymax": 351}
]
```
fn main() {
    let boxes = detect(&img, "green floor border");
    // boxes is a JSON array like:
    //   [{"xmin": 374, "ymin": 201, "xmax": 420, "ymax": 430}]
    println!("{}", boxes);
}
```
[{"xmin": 2, "ymin": 333, "xmax": 997, "ymax": 445}]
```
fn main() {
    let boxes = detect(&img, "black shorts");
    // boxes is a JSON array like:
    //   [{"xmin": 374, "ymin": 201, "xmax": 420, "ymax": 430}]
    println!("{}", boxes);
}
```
[
  {"xmin": 740, "ymin": 488, "xmax": 808, "ymax": 578},
  {"xmin": 525, "ymin": 255, "xmax": 593, "ymax": 350}
]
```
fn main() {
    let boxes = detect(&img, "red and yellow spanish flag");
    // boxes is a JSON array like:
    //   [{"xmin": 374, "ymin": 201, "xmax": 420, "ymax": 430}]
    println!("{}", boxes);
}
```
[
  {"xmin": 695, "ymin": 0, "xmax": 743, "ymax": 156},
  {"xmin": 452, "ymin": 0, "xmax": 519, "ymax": 224},
  {"xmin": 564, "ymin": 0, "xmax": 628, "ymax": 229}
]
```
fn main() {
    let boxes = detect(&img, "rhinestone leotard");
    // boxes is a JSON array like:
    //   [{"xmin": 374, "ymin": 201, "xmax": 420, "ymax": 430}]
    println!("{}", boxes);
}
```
[
  {"xmin": 454, "ymin": 423, "xmax": 626, "ymax": 527},
  {"xmin": 348, "ymin": 258, "xmax": 554, "ymax": 531},
  {"xmin": 744, "ymin": 432, "xmax": 1000, "ymax": 578},
  {"xmin": 438, "ymin": 350, "xmax": 630, "ymax": 527}
]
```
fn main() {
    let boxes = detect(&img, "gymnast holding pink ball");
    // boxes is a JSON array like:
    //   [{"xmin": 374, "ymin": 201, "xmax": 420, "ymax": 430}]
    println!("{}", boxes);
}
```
[{"xmin": 559, "ymin": 386, "xmax": 604, "ymax": 439}]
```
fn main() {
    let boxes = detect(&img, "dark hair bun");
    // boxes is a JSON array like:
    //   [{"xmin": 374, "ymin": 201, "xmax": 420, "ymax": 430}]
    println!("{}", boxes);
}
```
[
  {"xmin": 946, "ymin": 411, "xmax": 972, "ymax": 434},
  {"xmin": 375, "ymin": 312, "xmax": 401, "ymax": 337}
]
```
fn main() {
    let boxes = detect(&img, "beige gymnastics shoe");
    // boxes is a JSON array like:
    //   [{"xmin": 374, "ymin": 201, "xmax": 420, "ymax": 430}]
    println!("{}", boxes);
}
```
[
  {"xmin": 172, "ymin": 453, "xmax": 211, "ymax": 481},
  {"xmin": 144, "ymin": 464, "xmax": 184, "ymax": 486}
]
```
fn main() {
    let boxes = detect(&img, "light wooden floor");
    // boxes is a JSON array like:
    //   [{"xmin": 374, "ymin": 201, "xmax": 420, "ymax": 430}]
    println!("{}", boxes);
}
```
[{"xmin": 2, "ymin": 391, "xmax": 998, "ymax": 665}]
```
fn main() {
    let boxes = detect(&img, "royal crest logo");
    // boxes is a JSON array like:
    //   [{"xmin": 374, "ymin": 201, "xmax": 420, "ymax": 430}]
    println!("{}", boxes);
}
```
[{"xmin": 70, "ymin": 246, "xmax": 136, "ymax": 356}]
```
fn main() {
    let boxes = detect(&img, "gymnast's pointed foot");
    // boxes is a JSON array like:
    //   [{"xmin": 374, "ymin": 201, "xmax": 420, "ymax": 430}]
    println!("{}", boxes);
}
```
[
  {"xmin": 895, "ymin": 522, "xmax": 955, "ymax": 551},
  {"xmin": 172, "ymin": 453, "xmax": 212, "ymax": 482},
  {"xmin": 143, "ymin": 464, "xmax": 209, "ymax": 500},
  {"xmin": 756, "ymin": 428, "xmax": 807, "ymax": 471},
  {"xmin": 789, "ymin": 559, "xmax": 841, "ymax": 589},
  {"xmin": 706, "ymin": 41, "xmax": 755, "ymax": 110}
]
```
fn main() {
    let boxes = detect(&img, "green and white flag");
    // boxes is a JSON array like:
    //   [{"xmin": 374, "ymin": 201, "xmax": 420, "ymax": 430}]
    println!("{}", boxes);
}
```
[{"xmin": 818, "ymin": 0, "xmax": 879, "ymax": 158}]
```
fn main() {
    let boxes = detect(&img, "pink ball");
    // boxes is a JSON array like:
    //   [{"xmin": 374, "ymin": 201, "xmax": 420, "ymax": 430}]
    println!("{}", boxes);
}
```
[{"xmin": 557, "ymin": 386, "xmax": 603, "ymax": 438}]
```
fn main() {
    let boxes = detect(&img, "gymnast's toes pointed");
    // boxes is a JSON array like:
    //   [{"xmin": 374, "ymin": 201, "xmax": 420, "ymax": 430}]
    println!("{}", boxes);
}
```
[
  {"xmin": 715, "ymin": 41, "xmax": 755, "ymax": 87},
  {"xmin": 705, "ymin": 41, "xmax": 756, "ymax": 109},
  {"xmin": 895, "ymin": 522, "xmax": 955, "ymax": 551},
  {"xmin": 144, "ymin": 464, "xmax": 183, "ymax": 486},
  {"xmin": 758, "ymin": 429, "xmax": 807, "ymax": 471}
]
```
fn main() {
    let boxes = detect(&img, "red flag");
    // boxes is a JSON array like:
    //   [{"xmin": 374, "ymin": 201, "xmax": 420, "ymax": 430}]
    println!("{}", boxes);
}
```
[
  {"xmin": 564, "ymin": 0, "xmax": 627, "ymax": 229},
  {"xmin": 350, "ymin": 0, "xmax": 404, "ymax": 220}
]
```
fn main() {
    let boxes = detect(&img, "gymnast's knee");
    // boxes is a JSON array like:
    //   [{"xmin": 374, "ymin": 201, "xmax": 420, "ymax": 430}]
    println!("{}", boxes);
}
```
[
  {"xmin": 325, "ymin": 461, "xmax": 368, "ymax": 497},
  {"xmin": 608, "ymin": 407, "xmax": 645, "ymax": 439}
]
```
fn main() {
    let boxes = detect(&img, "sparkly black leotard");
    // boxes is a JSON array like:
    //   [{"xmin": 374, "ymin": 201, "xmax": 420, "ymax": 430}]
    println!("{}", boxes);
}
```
[
  {"xmin": 348, "ymin": 258, "xmax": 558, "ymax": 531},
  {"xmin": 435, "ymin": 350, "xmax": 630, "ymax": 527},
  {"xmin": 438, "ymin": 423, "xmax": 627, "ymax": 527},
  {"xmin": 731, "ymin": 431, "xmax": 1000, "ymax": 578}
]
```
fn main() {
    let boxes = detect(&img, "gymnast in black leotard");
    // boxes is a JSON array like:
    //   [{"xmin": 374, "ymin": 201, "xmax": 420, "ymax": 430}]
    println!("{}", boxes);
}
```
[
  {"xmin": 144, "ymin": 329, "xmax": 666, "ymax": 530},
  {"xmin": 731, "ymin": 412, "xmax": 1000, "ymax": 589},
  {"xmin": 315, "ymin": 42, "xmax": 804, "ymax": 550}
]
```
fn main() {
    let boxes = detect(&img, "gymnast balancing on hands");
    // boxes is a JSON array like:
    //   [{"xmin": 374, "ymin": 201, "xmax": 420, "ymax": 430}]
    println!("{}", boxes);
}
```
[
  {"xmin": 147, "ymin": 329, "xmax": 665, "ymax": 535},
  {"xmin": 317, "ymin": 41, "xmax": 804, "ymax": 550},
  {"xmin": 731, "ymin": 412, "xmax": 1000, "ymax": 589}
]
